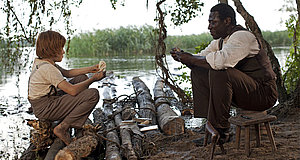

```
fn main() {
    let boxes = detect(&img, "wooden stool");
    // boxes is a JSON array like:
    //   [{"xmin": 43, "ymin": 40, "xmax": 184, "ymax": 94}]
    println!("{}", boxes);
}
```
[
  {"xmin": 204, "ymin": 121, "xmax": 226, "ymax": 160},
  {"xmin": 229, "ymin": 110, "xmax": 277, "ymax": 157}
]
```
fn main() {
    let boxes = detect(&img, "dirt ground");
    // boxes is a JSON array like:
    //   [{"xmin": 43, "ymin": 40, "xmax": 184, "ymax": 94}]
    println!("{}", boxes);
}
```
[{"xmin": 143, "ymin": 107, "xmax": 300, "ymax": 160}]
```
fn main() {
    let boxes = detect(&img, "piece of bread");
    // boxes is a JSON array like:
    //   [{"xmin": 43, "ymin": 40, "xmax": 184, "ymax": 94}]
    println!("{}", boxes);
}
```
[{"xmin": 98, "ymin": 61, "xmax": 106, "ymax": 72}]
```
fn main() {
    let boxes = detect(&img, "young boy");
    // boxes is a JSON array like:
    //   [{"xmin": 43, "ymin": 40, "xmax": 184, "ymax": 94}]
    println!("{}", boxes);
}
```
[{"xmin": 28, "ymin": 30, "xmax": 106, "ymax": 145}]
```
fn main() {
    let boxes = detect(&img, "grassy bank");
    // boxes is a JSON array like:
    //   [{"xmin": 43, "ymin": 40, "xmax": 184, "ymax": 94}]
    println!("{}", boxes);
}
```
[{"xmin": 68, "ymin": 25, "xmax": 292, "ymax": 56}]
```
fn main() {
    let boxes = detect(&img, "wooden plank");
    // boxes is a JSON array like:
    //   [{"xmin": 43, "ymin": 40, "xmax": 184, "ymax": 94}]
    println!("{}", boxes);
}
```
[
  {"xmin": 264, "ymin": 122, "xmax": 277, "ymax": 152},
  {"xmin": 229, "ymin": 114, "xmax": 277, "ymax": 126},
  {"xmin": 245, "ymin": 126, "xmax": 251, "ymax": 157},
  {"xmin": 93, "ymin": 108, "xmax": 106, "ymax": 128}
]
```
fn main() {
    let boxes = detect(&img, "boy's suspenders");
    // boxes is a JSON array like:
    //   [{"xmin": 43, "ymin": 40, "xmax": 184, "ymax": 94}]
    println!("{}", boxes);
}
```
[{"xmin": 28, "ymin": 62, "xmax": 57, "ymax": 99}]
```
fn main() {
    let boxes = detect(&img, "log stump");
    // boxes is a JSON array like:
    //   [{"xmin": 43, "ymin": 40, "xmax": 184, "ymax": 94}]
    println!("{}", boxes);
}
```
[{"xmin": 154, "ymin": 79, "xmax": 185, "ymax": 135}]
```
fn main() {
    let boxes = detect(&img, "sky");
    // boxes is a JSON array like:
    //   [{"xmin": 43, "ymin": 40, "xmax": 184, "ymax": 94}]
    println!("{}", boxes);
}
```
[{"xmin": 70, "ymin": 0, "xmax": 292, "ymax": 36}]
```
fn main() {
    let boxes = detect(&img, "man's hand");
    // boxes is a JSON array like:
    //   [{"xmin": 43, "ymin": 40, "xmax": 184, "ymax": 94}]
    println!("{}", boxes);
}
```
[
  {"xmin": 170, "ymin": 47, "xmax": 193, "ymax": 63},
  {"xmin": 170, "ymin": 47, "xmax": 183, "ymax": 62}
]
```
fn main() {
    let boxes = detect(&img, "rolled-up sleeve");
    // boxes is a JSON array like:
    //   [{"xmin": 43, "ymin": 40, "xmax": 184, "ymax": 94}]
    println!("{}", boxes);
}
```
[{"xmin": 205, "ymin": 31, "xmax": 259, "ymax": 70}]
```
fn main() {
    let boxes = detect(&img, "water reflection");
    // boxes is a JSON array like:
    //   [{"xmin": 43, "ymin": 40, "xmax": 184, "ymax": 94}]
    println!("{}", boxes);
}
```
[
  {"xmin": 63, "ymin": 54, "xmax": 156, "ymax": 75},
  {"xmin": 272, "ymin": 46, "xmax": 289, "ymax": 69}
]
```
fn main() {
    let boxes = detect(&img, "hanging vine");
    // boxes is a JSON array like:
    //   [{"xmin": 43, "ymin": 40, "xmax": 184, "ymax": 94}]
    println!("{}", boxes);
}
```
[
  {"xmin": 0, "ymin": 0, "xmax": 84, "ymax": 75},
  {"xmin": 155, "ymin": 0, "xmax": 203, "ymax": 104},
  {"xmin": 155, "ymin": 0, "xmax": 191, "ymax": 104}
]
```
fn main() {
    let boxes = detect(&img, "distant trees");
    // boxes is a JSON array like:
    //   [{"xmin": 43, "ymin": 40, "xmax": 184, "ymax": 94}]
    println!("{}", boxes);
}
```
[
  {"xmin": 165, "ymin": 33, "xmax": 213, "ymax": 52},
  {"xmin": 67, "ymin": 25, "xmax": 292, "ymax": 56},
  {"xmin": 69, "ymin": 25, "xmax": 157, "ymax": 56},
  {"xmin": 262, "ymin": 30, "xmax": 292, "ymax": 47}
]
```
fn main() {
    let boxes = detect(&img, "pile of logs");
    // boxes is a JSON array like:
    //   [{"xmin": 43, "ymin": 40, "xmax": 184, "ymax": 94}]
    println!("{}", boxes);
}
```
[{"xmin": 20, "ymin": 74, "xmax": 186, "ymax": 160}]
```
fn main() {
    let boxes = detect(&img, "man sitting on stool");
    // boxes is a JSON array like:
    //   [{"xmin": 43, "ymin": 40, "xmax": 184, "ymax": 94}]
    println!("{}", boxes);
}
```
[{"xmin": 170, "ymin": 3, "xmax": 278, "ymax": 144}]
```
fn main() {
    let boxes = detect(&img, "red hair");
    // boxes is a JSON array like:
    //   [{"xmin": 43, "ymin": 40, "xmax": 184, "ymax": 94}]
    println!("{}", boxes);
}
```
[{"xmin": 36, "ymin": 31, "xmax": 66, "ymax": 59}]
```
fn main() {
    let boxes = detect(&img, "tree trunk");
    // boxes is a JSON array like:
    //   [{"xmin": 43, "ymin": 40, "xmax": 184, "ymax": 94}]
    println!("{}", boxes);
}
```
[
  {"xmin": 131, "ymin": 128, "xmax": 144, "ymax": 159},
  {"xmin": 153, "ymin": 79, "xmax": 185, "ymax": 135},
  {"xmin": 93, "ymin": 107, "xmax": 107, "ymax": 129},
  {"xmin": 102, "ymin": 77, "xmax": 122, "ymax": 160},
  {"xmin": 293, "ymin": 79, "xmax": 300, "ymax": 107},
  {"xmin": 105, "ymin": 123, "xmax": 122, "ymax": 160},
  {"xmin": 117, "ymin": 101, "xmax": 144, "ymax": 159},
  {"xmin": 27, "ymin": 119, "xmax": 54, "ymax": 151},
  {"xmin": 232, "ymin": 0, "xmax": 288, "ymax": 103},
  {"xmin": 122, "ymin": 101, "xmax": 136, "ymax": 120},
  {"xmin": 113, "ymin": 104, "xmax": 138, "ymax": 160},
  {"xmin": 293, "ymin": 0, "xmax": 300, "ymax": 108},
  {"xmin": 165, "ymin": 83, "xmax": 185, "ymax": 111},
  {"xmin": 132, "ymin": 77, "xmax": 157, "ymax": 124},
  {"xmin": 54, "ymin": 133, "xmax": 99, "ymax": 160}
]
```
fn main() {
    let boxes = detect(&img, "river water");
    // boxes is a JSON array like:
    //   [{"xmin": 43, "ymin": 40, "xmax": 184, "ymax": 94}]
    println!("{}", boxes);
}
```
[{"xmin": 0, "ymin": 47, "xmax": 289, "ymax": 159}]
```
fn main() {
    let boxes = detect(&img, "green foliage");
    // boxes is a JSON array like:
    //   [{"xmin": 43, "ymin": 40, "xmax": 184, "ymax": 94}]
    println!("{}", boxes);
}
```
[
  {"xmin": 279, "ymin": 0, "xmax": 300, "ymax": 95},
  {"xmin": 283, "ymin": 15, "xmax": 300, "ymax": 94},
  {"xmin": 194, "ymin": 41, "xmax": 211, "ymax": 54},
  {"xmin": 68, "ymin": 26, "xmax": 218, "ymax": 57},
  {"xmin": 68, "ymin": 25, "xmax": 157, "ymax": 56},
  {"xmin": 165, "ymin": 33, "xmax": 212, "ymax": 52},
  {"xmin": 174, "ymin": 68, "xmax": 193, "ymax": 97},
  {"xmin": 168, "ymin": 0, "xmax": 204, "ymax": 26},
  {"xmin": 262, "ymin": 30, "xmax": 292, "ymax": 47}
]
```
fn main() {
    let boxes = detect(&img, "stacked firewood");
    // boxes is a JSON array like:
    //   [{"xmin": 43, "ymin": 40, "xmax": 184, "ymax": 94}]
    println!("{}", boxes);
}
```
[
  {"xmin": 20, "ymin": 74, "xmax": 186, "ymax": 160},
  {"xmin": 27, "ymin": 119, "xmax": 54, "ymax": 151}
]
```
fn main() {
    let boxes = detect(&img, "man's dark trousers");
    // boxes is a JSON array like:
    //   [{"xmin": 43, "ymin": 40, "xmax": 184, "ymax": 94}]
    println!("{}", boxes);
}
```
[{"xmin": 191, "ymin": 67, "xmax": 277, "ymax": 129}]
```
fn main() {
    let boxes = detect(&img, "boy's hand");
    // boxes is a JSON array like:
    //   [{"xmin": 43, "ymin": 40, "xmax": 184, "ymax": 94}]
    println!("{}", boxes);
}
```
[
  {"xmin": 90, "ymin": 61, "xmax": 106, "ymax": 73},
  {"xmin": 90, "ymin": 64, "xmax": 100, "ymax": 73},
  {"xmin": 92, "ymin": 71, "xmax": 106, "ymax": 81}
]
